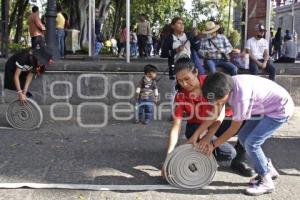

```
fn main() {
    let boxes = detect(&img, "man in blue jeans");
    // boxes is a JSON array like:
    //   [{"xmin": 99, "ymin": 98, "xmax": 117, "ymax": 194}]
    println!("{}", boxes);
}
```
[{"xmin": 199, "ymin": 21, "xmax": 237, "ymax": 76}]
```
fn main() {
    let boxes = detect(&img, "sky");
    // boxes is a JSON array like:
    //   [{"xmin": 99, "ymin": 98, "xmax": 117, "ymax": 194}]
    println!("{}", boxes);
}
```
[{"xmin": 184, "ymin": 0, "xmax": 193, "ymax": 12}]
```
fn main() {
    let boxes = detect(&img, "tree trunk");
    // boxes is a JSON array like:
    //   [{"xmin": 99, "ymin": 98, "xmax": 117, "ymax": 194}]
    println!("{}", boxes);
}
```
[
  {"xmin": 112, "ymin": 0, "xmax": 124, "ymax": 38},
  {"xmin": 69, "ymin": 0, "xmax": 80, "ymax": 30},
  {"xmin": 97, "ymin": 0, "xmax": 111, "ymax": 31},
  {"xmin": 14, "ymin": 0, "xmax": 29, "ymax": 43},
  {"xmin": 8, "ymin": 0, "xmax": 19, "ymax": 37},
  {"xmin": 78, "ymin": 0, "xmax": 89, "ymax": 48}
]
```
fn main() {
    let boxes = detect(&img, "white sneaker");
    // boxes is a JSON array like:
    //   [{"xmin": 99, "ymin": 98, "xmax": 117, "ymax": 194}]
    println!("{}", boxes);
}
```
[
  {"xmin": 249, "ymin": 159, "xmax": 279, "ymax": 185},
  {"xmin": 246, "ymin": 173, "xmax": 275, "ymax": 196}
]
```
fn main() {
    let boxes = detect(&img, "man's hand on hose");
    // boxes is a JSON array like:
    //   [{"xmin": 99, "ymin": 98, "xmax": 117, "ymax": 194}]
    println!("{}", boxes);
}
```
[
  {"xmin": 197, "ymin": 139, "xmax": 215, "ymax": 156},
  {"xmin": 17, "ymin": 91, "xmax": 27, "ymax": 105},
  {"xmin": 196, "ymin": 135, "xmax": 211, "ymax": 153},
  {"xmin": 186, "ymin": 134, "xmax": 198, "ymax": 146}
]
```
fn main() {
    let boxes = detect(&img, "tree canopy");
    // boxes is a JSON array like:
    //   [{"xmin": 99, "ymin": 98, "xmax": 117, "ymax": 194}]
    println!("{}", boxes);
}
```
[{"xmin": 5, "ymin": 0, "xmax": 242, "ymax": 48}]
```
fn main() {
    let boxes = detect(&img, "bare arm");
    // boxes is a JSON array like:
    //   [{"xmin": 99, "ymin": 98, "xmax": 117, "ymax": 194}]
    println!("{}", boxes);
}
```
[
  {"xmin": 188, "ymin": 103, "xmax": 225, "ymax": 144},
  {"xmin": 23, "ymin": 72, "xmax": 34, "ymax": 95},
  {"xmin": 14, "ymin": 68, "xmax": 23, "ymax": 92},
  {"xmin": 263, "ymin": 48, "xmax": 269, "ymax": 63},
  {"xmin": 213, "ymin": 120, "xmax": 243, "ymax": 147},
  {"xmin": 199, "ymin": 120, "xmax": 243, "ymax": 155},
  {"xmin": 14, "ymin": 68, "xmax": 31, "ymax": 104},
  {"xmin": 166, "ymin": 118, "xmax": 182, "ymax": 154}
]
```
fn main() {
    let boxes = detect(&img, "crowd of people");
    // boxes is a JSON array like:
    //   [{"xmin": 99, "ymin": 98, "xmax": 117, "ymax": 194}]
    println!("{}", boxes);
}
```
[
  {"xmin": 3, "ymin": 7, "xmax": 297, "ymax": 196},
  {"xmin": 26, "ymin": 6, "xmax": 299, "ymax": 65},
  {"xmin": 271, "ymin": 27, "xmax": 298, "ymax": 63}
]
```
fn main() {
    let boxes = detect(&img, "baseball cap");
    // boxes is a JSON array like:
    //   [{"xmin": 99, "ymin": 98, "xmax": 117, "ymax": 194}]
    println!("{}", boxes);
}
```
[{"xmin": 255, "ymin": 24, "xmax": 266, "ymax": 32}]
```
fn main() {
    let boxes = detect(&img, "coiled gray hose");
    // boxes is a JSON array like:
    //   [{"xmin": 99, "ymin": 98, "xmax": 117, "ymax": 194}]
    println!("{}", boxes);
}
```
[
  {"xmin": 6, "ymin": 99, "xmax": 43, "ymax": 130},
  {"xmin": 163, "ymin": 144, "xmax": 218, "ymax": 189}
]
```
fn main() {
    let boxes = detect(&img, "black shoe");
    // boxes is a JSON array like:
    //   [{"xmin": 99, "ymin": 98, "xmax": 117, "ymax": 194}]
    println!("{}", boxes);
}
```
[{"xmin": 230, "ymin": 161, "xmax": 255, "ymax": 177}]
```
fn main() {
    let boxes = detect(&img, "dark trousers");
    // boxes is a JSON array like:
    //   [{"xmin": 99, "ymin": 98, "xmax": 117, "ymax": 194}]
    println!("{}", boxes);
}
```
[
  {"xmin": 249, "ymin": 59, "xmax": 276, "ymax": 81},
  {"xmin": 31, "ymin": 35, "xmax": 45, "ymax": 49},
  {"xmin": 137, "ymin": 99, "xmax": 153, "ymax": 122},
  {"xmin": 275, "ymin": 57, "xmax": 295, "ymax": 63},
  {"xmin": 137, "ymin": 35, "xmax": 148, "ymax": 57},
  {"xmin": 185, "ymin": 120, "xmax": 237, "ymax": 162}
]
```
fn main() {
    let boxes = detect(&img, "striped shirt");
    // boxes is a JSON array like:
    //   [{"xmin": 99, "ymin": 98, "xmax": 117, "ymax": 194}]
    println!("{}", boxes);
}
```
[
  {"xmin": 16, "ymin": 61, "xmax": 33, "ymax": 72},
  {"xmin": 199, "ymin": 34, "xmax": 233, "ymax": 60}
]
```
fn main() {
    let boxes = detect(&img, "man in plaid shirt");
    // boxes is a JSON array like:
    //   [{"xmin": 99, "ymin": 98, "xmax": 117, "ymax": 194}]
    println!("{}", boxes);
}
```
[{"xmin": 199, "ymin": 21, "xmax": 237, "ymax": 76}]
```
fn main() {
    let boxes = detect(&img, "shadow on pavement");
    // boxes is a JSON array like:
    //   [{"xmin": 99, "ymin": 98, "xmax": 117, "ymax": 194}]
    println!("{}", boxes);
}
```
[{"xmin": 0, "ymin": 122, "xmax": 299, "ymax": 195}]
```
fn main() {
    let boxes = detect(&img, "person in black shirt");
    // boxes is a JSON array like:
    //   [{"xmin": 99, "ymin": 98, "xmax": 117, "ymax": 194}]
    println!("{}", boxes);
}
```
[{"xmin": 4, "ymin": 47, "xmax": 53, "ymax": 104}]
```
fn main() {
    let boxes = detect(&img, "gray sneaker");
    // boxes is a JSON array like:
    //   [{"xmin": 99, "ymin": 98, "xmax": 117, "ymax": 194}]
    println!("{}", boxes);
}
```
[
  {"xmin": 249, "ymin": 159, "xmax": 279, "ymax": 185},
  {"xmin": 246, "ymin": 173, "xmax": 274, "ymax": 196}
]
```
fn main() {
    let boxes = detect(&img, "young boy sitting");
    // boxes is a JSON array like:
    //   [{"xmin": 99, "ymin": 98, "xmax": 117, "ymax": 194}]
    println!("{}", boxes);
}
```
[
  {"xmin": 135, "ymin": 64, "xmax": 159, "ymax": 124},
  {"xmin": 198, "ymin": 72, "xmax": 294, "ymax": 196}
]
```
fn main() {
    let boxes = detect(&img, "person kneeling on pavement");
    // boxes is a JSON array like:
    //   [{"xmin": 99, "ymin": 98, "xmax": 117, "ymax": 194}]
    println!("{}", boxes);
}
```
[{"xmin": 161, "ymin": 58, "xmax": 254, "ymax": 178}]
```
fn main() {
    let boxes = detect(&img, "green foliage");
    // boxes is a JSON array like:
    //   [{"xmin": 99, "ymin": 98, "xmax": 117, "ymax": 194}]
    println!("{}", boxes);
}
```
[
  {"xmin": 228, "ymin": 29, "xmax": 241, "ymax": 48},
  {"xmin": 101, "ymin": 47, "xmax": 111, "ymax": 55},
  {"xmin": 128, "ymin": 0, "xmax": 185, "ymax": 27},
  {"xmin": 8, "ymin": 43, "xmax": 26, "ymax": 53}
]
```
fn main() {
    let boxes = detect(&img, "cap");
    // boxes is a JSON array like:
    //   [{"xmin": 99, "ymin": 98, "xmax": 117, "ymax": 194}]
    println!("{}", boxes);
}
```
[{"xmin": 255, "ymin": 24, "xmax": 266, "ymax": 32}]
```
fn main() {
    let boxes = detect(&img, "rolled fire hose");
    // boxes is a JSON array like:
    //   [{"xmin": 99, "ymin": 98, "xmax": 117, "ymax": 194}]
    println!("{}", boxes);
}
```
[
  {"xmin": 6, "ymin": 98, "xmax": 43, "ymax": 130},
  {"xmin": 163, "ymin": 144, "xmax": 218, "ymax": 189}
]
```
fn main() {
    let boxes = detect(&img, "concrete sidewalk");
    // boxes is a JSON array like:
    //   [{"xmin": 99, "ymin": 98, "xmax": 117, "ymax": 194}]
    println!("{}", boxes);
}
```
[{"xmin": 0, "ymin": 106, "xmax": 299, "ymax": 199}]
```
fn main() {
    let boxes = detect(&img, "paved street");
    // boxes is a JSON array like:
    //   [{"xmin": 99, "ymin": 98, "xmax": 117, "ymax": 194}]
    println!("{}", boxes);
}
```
[{"xmin": 0, "ymin": 105, "xmax": 299, "ymax": 200}]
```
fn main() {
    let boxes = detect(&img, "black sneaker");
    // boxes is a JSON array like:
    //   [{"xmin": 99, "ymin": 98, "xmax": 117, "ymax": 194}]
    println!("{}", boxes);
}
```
[
  {"xmin": 249, "ymin": 175, "xmax": 262, "ymax": 185},
  {"xmin": 231, "ymin": 161, "xmax": 255, "ymax": 177}
]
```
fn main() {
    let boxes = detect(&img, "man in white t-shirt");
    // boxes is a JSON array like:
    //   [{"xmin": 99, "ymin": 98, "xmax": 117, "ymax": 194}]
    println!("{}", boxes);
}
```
[{"xmin": 245, "ymin": 24, "xmax": 276, "ymax": 80}]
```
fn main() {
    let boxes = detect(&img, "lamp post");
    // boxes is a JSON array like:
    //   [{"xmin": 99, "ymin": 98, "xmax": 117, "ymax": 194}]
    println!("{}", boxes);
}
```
[
  {"xmin": 45, "ymin": 0, "xmax": 59, "ymax": 59},
  {"xmin": 292, "ymin": 0, "xmax": 295, "ymax": 34},
  {"xmin": 1, "ymin": 0, "xmax": 9, "ymax": 58},
  {"xmin": 88, "ymin": 0, "xmax": 95, "ymax": 57},
  {"xmin": 126, "ymin": 0, "xmax": 130, "ymax": 63}
]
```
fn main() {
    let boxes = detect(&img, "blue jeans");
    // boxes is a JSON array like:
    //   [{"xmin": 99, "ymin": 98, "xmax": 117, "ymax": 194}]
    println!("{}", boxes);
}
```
[
  {"xmin": 204, "ymin": 59, "xmax": 238, "ymax": 75},
  {"xmin": 185, "ymin": 121, "xmax": 237, "ymax": 162},
  {"xmin": 130, "ymin": 42, "xmax": 138, "ymax": 56},
  {"xmin": 137, "ymin": 99, "xmax": 154, "ymax": 122},
  {"xmin": 56, "ymin": 29, "xmax": 65, "ymax": 58},
  {"xmin": 95, "ymin": 41, "xmax": 103, "ymax": 55},
  {"xmin": 249, "ymin": 59, "xmax": 276, "ymax": 81},
  {"xmin": 238, "ymin": 116, "xmax": 288, "ymax": 176},
  {"xmin": 191, "ymin": 49, "xmax": 205, "ymax": 75}
]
